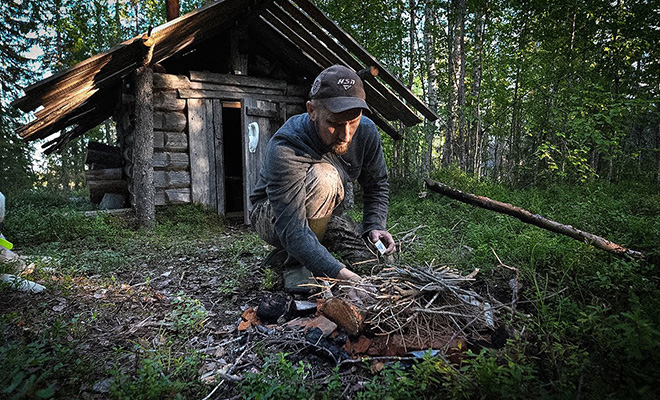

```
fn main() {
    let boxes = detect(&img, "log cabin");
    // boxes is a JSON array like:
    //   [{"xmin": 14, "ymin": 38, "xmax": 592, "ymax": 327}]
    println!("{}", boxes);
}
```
[{"xmin": 12, "ymin": 0, "xmax": 437, "ymax": 224}]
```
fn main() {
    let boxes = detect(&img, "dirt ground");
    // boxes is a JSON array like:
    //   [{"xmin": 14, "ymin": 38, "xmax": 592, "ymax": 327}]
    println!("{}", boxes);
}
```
[
  {"xmin": 1, "ymin": 222, "xmax": 279, "ymax": 398},
  {"xmin": 1, "ymin": 219, "xmax": 516, "ymax": 399}
]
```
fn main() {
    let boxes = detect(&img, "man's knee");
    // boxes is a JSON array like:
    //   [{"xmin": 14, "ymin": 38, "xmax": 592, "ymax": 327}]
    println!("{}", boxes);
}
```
[
  {"xmin": 250, "ymin": 200, "xmax": 281, "ymax": 247},
  {"xmin": 305, "ymin": 163, "xmax": 344, "ymax": 219}
]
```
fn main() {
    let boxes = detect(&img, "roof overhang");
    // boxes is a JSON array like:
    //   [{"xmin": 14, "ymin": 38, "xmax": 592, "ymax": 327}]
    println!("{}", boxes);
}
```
[{"xmin": 13, "ymin": 0, "xmax": 437, "ymax": 153}]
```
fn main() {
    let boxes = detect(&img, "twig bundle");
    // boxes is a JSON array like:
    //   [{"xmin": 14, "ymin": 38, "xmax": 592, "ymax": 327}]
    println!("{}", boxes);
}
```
[{"xmin": 339, "ymin": 263, "xmax": 495, "ymax": 350}]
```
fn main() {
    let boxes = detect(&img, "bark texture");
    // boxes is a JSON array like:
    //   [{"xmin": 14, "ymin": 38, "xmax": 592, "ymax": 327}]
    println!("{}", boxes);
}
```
[{"xmin": 133, "ymin": 66, "xmax": 156, "ymax": 228}]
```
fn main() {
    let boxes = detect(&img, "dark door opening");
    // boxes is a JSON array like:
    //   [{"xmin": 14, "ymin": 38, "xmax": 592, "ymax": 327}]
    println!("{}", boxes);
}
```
[{"xmin": 222, "ymin": 105, "xmax": 244, "ymax": 214}]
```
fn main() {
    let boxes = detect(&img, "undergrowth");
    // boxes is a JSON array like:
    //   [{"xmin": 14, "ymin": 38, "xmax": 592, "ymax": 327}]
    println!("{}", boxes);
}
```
[{"xmin": 1, "ymin": 175, "xmax": 659, "ymax": 399}]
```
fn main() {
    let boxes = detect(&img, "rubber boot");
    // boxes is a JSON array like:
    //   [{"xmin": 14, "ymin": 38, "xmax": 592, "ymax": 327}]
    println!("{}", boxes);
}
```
[{"xmin": 282, "ymin": 216, "xmax": 331, "ymax": 295}]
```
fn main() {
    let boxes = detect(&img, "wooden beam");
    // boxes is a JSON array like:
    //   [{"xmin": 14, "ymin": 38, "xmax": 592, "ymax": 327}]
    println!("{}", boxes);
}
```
[
  {"xmin": 268, "ymin": 0, "xmax": 421, "ymax": 126},
  {"xmin": 260, "ymin": 12, "xmax": 333, "ymax": 66},
  {"xmin": 150, "ymin": 0, "xmax": 262, "ymax": 64},
  {"xmin": 42, "ymin": 101, "xmax": 115, "ymax": 154},
  {"xmin": 13, "ymin": 38, "xmax": 147, "ymax": 112},
  {"xmin": 189, "ymin": 71, "xmax": 288, "ymax": 91},
  {"xmin": 369, "ymin": 112, "xmax": 402, "ymax": 140},
  {"xmin": 13, "ymin": 0, "xmax": 260, "ymax": 117},
  {"xmin": 133, "ymin": 66, "xmax": 156, "ymax": 228},
  {"xmin": 189, "ymin": 81, "xmax": 284, "ymax": 95},
  {"xmin": 248, "ymin": 17, "xmax": 320, "ymax": 76},
  {"xmin": 290, "ymin": 0, "xmax": 438, "ymax": 121},
  {"xmin": 178, "ymin": 88, "xmax": 304, "ymax": 104},
  {"xmin": 18, "ymin": 87, "xmax": 99, "ymax": 139},
  {"xmin": 85, "ymin": 142, "xmax": 123, "ymax": 168},
  {"xmin": 187, "ymin": 99, "xmax": 215, "ymax": 208},
  {"xmin": 212, "ymin": 99, "xmax": 225, "ymax": 215},
  {"xmin": 259, "ymin": 12, "xmax": 409, "ymax": 125}
]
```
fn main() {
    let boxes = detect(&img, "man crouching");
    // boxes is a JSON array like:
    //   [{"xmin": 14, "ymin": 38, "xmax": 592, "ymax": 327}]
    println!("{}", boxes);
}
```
[{"xmin": 249, "ymin": 65, "xmax": 395, "ymax": 293}]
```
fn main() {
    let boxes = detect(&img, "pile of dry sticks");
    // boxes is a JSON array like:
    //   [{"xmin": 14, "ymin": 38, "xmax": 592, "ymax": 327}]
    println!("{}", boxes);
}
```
[{"xmin": 321, "ymin": 263, "xmax": 508, "ymax": 350}]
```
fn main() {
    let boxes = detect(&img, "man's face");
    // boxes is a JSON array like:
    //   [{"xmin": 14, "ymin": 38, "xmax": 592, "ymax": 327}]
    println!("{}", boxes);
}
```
[{"xmin": 307, "ymin": 101, "xmax": 362, "ymax": 155}]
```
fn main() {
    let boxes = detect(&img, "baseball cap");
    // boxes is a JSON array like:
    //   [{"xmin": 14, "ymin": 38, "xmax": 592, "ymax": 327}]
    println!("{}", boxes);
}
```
[{"xmin": 309, "ymin": 65, "xmax": 370, "ymax": 114}]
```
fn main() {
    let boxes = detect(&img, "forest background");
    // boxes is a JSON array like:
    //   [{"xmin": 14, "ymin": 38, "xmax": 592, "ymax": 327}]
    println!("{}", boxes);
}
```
[
  {"xmin": 1, "ymin": 1, "xmax": 660, "ymax": 399},
  {"xmin": 1, "ymin": 0, "xmax": 659, "ymax": 191}
]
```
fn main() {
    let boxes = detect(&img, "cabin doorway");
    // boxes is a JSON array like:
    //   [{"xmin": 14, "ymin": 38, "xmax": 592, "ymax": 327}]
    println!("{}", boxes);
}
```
[
  {"xmin": 221, "ymin": 102, "xmax": 244, "ymax": 218},
  {"xmin": 187, "ymin": 95, "xmax": 283, "ymax": 224}
]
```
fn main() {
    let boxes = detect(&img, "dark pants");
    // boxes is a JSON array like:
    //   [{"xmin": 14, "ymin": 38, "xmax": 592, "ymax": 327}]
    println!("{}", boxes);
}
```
[
  {"xmin": 250, "ymin": 163, "xmax": 373, "ymax": 268},
  {"xmin": 250, "ymin": 162, "xmax": 344, "ymax": 247}
]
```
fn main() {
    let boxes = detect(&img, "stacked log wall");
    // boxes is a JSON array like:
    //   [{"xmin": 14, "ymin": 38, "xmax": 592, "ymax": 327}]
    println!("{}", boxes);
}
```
[
  {"xmin": 152, "ymin": 73, "xmax": 191, "ymax": 205},
  {"xmin": 116, "ymin": 71, "xmax": 309, "ymax": 211},
  {"xmin": 115, "ymin": 75, "xmax": 136, "ymax": 206}
]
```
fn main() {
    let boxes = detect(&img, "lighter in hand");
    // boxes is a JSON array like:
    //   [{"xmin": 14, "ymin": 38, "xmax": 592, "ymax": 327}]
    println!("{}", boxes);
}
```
[{"xmin": 374, "ymin": 239, "xmax": 387, "ymax": 255}]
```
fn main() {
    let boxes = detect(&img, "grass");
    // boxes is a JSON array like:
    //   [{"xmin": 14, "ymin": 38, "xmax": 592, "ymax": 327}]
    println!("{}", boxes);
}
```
[
  {"xmin": 382, "ymin": 171, "xmax": 660, "ymax": 399},
  {"xmin": 109, "ymin": 336, "xmax": 204, "ymax": 400},
  {"xmin": 1, "ymin": 176, "xmax": 659, "ymax": 399}
]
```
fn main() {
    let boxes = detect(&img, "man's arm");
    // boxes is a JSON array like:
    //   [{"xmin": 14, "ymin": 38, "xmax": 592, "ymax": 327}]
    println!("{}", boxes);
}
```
[{"xmin": 357, "ymin": 120, "xmax": 394, "ymax": 254}]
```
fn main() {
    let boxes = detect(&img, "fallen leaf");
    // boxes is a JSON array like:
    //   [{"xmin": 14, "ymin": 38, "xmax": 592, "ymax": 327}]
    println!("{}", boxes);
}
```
[
  {"xmin": 237, "ymin": 307, "xmax": 260, "ymax": 331},
  {"xmin": 370, "ymin": 361, "xmax": 385, "ymax": 373}
]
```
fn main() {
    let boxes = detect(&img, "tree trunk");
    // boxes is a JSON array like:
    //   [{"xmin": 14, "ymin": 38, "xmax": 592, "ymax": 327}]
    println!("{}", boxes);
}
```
[
  {"xmin": 509, "ymin": 14, "xmax": 528, "ymax": 182},
  {"xmin": 422, "ymin": 1, "xmax": 438, "ymax": 177},
  {"xmin": 425, "ymin": 178, "xmax": 645, "ymax": 259},
  {"xmin": 444, "ymin": 0, "xmax": 466, "ymax": 169},
  {"xmin": 442, "ymin": 0, "xmax": 455, "ymax": 167},
  {"xmin": 408, "ymin": 0, "xmax": 416, "ymax": 88},
  {"xmin": 393, "ymin": 137, "xmax": 403, "ymax": 183},
  {"xmin": 470, "ymin": 4, "xmax": 487, "ymax": 176},
  {"xmin": 657, "ymin": 118, "xmax": 660, "ymax": 182},
  {"xmin": 133, "ymin": 66, "xmax": 155, "ymax": 228},
  {"xmin": 456, "ymin": 0, "xmax": 467, "ymax": 170}
]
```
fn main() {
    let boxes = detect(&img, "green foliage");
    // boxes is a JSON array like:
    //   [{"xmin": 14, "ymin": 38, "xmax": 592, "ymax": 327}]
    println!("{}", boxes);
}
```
[
  {"xmin": 168, "ymin": 293, "xmax": 208, "ymax": 334},
  {"xmin": 240, "ymin": 353, "xmax": 342, "ymax": 400},
  {"xmin": 110, "ymin": 339, "xmax": 202, "ymax": 400},
  {"xmin": 0, "ymin": 340, "xmax": 61, "ymax": 399},
  {"xmin": 5, "ymin": 189, "xmax": 124, "ymax": 248},
  {"xmin": 6, "ymin": 192, "xmax": 223, "ymax": 248},
  {"xmin": 0, "ymin": 317, "xmax": 91, "ymax": 399},
  {"xmin": 261, "ymin": 267, "xmax": 278, "ymax": 290},
  {"xmin": 386, "ymin": 175, "xmax": 660, "ymax": 398},
  {"xmin": 349, "ymin": 350, "xmax": 540, "ymax": 399},
  {"xmin": 5, "ymin": 192, "xmax": 232, "ymax": 278},
  {"xmin": 0, "ymin": 112, "xmax": 34, "ymax": 195},
  {"xmin": 315, "ymin": 0, "xmax": 408, "ymax": 79},
  {"xmin": 0, "ymin": 0, "xmax": 40, "ymax": 194},
  {"xmin": 2, "ymin": 181, "xmax": 659, "ymax": 398}
]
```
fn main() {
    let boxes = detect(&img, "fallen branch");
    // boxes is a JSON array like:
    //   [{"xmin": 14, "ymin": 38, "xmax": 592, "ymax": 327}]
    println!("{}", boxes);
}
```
[{"xmin": 424, "ymin": 179, "xmax": 645, "ymax": 259}]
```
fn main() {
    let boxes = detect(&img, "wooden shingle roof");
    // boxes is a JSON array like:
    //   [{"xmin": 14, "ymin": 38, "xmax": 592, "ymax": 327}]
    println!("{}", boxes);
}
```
[{"xmin": 13, "ymin": 0, "xmax": 437, "ymax": 153}]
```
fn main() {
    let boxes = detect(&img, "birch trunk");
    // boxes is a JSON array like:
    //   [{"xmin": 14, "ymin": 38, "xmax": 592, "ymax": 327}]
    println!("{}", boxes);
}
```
[{"xmin": 422, "ymin": 1, "xmax": 439, "ymax": 176}]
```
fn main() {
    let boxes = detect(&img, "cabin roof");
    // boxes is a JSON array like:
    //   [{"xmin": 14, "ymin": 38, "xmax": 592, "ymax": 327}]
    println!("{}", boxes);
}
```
[{"xmin": 13, "ymin": 0, "xmax": 437, "ymax": 154}]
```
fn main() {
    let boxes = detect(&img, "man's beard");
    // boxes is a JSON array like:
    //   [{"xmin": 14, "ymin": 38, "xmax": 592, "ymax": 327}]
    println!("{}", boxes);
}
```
[{"xmin": 332, "ymin": 142, "xmax": 349, "ymax": 155}]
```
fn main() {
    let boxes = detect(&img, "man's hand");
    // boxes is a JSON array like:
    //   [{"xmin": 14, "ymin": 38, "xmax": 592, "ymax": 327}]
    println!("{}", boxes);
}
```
[
  {"xmin": 335, "ymin": 267, "xmax": 374, "ymax": 305},
  {"xmin": 368, "ymin": 230, "xmax": 396, "ymax": 254},
  {"xmin": 336, "ymin": 267, "xmax": 361, "ymax": 283}
]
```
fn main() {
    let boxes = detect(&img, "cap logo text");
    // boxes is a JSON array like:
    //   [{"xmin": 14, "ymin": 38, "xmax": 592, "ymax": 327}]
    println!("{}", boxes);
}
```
[{"xmin": 337, "ymin": 78, "xmax": 355, "ymax": 91}]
